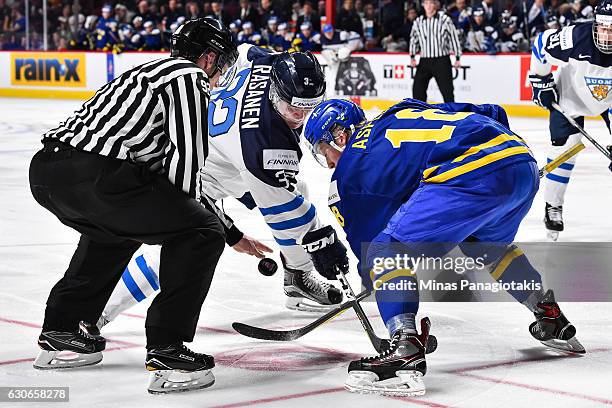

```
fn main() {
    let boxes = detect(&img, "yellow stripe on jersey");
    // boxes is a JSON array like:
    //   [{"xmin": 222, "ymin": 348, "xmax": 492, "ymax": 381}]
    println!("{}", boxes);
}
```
[
  {"xmin": 423, "ymin": 146, "xmax": 531, "ymax": 183},
  {"xmin": 452, "ymin": 134, "xmax": 525, "ymax": 163},
  {"xmin": 422, "ymin": 165, "xmax": 440, "ymax": 179},
  {"xmin": 490, "ymin": 247, "xmax": 524, "ymax": 281}
]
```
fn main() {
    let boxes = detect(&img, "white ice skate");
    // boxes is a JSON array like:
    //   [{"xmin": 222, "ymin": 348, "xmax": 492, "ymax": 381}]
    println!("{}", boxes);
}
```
[{"xmin": 284, "ymin": 269, "xmax": 343, "ymax": 313}]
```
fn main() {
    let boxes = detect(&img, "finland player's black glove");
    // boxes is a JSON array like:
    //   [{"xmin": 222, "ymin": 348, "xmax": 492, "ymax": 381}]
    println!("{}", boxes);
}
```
[
  {"xmin": 529, "ymin": 73, "xmax": 558, "ymax": 110},
  {"xmin": 302, "ymin": 225, "xmax": 349, "ymax": 280}
]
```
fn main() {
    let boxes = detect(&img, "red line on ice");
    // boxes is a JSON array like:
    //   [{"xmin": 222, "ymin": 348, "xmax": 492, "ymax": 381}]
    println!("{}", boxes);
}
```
[
  {"xmin": 461, "ymin": 372, "xmax": 612, "ymax": 405},
  {"xmin": 120, "ymin": 312, "xmax": 234, "ymax": 334},
  {"xmin": 208, "ymin": 387, "xmax": 345, "ymax": 408}
]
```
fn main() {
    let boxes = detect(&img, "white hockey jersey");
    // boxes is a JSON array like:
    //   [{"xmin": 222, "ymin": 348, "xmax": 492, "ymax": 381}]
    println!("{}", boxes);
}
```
[
  {"xmin": 531, "ymin": 23, "xmax": 612, "ymax": 117},
  {"xmin": 198, "ymin": 44, "xmax": 321, "ymax": 271}
]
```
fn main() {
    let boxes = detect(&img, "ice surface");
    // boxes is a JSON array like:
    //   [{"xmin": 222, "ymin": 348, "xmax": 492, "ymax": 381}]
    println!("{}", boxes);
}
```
[{"xmin": 1, "ymin": 98, "xmax": 611, "ymax": 407}]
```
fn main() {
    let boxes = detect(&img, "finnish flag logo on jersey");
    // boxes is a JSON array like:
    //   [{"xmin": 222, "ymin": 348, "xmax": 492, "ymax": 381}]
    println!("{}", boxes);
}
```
[{"xmin": 584, "ymin": 77, "xmax": 612, "ymax": 101}]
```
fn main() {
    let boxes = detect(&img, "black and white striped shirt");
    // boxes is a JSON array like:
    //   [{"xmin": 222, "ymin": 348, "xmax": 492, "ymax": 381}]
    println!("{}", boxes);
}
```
[
  {"xmin": 409, "ymin": 12, "xmax": 462, "ymax": 59},
  {"xmin": 43, "ymin": 57, "xmax": 210, "ymax": 198}
]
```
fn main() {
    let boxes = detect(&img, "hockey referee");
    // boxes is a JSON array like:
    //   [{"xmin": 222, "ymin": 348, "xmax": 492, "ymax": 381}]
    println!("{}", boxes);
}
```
[
  {"xmin": 29, "ymin": 18, "xmax": 238, "ymax": 390},
  {"xmin": 409, "ymin": 0, "xmax": 462, "ymax": 102}
]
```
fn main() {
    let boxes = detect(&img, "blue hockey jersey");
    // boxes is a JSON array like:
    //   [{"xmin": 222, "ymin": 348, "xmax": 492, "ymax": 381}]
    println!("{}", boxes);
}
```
[{"xmin": 328, "ymin": 99, "xmax": 535, "ymax": 258}]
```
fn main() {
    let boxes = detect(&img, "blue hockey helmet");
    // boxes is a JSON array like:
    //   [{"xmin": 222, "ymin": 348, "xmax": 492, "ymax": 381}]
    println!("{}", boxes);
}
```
[
  {"xmin": 303, "ymin": 99, "xmax": 365, "ymax": 166},
  {"xmin": 270, "ymin": 51, "xmax": 326, "ymax": 129},
  {"xmin": 593, "ymin": 0, "xmax": 612, "ymax": 53}
]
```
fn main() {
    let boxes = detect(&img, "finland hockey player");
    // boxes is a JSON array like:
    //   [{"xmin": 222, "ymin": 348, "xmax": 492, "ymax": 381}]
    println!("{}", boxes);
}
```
[
  {"xmin": 529, "ymin": 0, "xmax": 612, "ymax": 240},
  {"xmin": 303, "ymin": 98, "xmax": 585, "ymax": 397},
  {"xmin": 97, "ymin": 44, "xmax": 345, "ymax": 337}
]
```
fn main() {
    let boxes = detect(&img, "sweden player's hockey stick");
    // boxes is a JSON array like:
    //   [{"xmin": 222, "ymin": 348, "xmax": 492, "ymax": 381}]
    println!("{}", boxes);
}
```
[
  {"xmin": 538, "ymin": 142, "xmax": 586, "ymax": 178},
  {"xmin": 552, "ymin": 102, "xmax": 612, "ymax": 161},
  {"xmin": 233, "ymin": 268, "xmax": 437, "ymax": 354}
]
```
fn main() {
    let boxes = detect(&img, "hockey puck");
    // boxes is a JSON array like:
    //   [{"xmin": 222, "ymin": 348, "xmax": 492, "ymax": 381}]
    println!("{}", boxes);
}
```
[{"xmin": 258, "ymin": 258, "xmax": 278, "ymax": 276}]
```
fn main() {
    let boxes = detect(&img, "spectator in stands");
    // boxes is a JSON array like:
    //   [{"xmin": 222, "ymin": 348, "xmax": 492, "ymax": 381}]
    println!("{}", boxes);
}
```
[
  {"xmin": 296, "ymin": 1, "xmax": 320, "ymax": 33},
  {"xmin": 2, "ymin": 33, "xmax": 21, "ymax": 50},
  {"xmin": 239, "ymin": 0, "xmax": 260, "ymax": 29},
  {"xmin": 526, "ymin": 0, "xmax": 547, "ymax": 37},
  {"xmin": 465, "ymin": 6, "xmax": 496, "ymax": 52},
  {"xmin": 209, "ymin": 1, "xmax": 230, "ymax": 26},
  {"xmin": 161, "ymin": 0, "xmax": 184, "ymax": 26},
  {"xmin": 10, "ymin": 7, "xmax": 25, "ymax": 34},
  {"xmin": 380, "ymin": 0, "xmax": 403, "ymax": 38},
  {"xmin": 383, "ymin": 6, "xmax": 417, "ymax": 52},
  {"xmin": 492, "ymin": 10, "xmax": 528, "ymax": 52},
  {"xmin": 362, "ymin": 2, "xmax": 380, "ymax": 50},
  {"xmin": 290, "ymin": 1, "xmax": 302, "ymax": 24},
  {"xmin": 185, "ymin": 2, "xmax": 203, "ymax": 20},
  {"xmin": 0, "ymin": 0, "xmax": 10, "ymax": 34},
  {"xmin": 296, "ymin": 21, "xmax": 320, "ymax": 51},
  {"xmin": 559, "ymin": 0, "xmax": 582, "ymax": 26},
  {"xmin": 449, "ymin": 0, "xmax": 471, "ymax": 34},
  {"xmin": 259, "ymin": 0, "xmax": 277, "ymax": 30},
  {"xmin": 479, "ymin": 0, "xmax": 500, "ymax": 25},
  {"xmin": 115, "ymin": 4, "xmax": 130, "ymax": 25},
  {"xmin": 317, "ymin": 0, "xmax": 326, "ymax": 21},
  {"xmin": 354, "ymin": 0, "xmax": 364, "ymax": 18},
  {"xmin": 336, "ymin": 0, "xmax": 362, "ymax": 36},
  {"xmin": 135, "ymin": 0, "xmax": 156, "ymax": 24}
]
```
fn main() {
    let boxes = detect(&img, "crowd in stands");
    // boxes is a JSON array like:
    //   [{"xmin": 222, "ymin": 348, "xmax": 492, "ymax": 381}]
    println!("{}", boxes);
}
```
[{"xmin": 0, "ymin": 0, "xmax": 599, "ymax": 53}]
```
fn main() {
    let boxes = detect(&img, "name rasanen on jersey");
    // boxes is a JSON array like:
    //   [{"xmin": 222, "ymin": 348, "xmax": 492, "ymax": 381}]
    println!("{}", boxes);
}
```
[{"xmin": 241, "ymin": 64, "xmax": 272, "ymax": 129}]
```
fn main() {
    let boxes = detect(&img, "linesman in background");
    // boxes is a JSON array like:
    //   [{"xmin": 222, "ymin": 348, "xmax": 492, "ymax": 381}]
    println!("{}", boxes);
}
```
[
  {"xmin": 28, "ymin": 18, "xmax": 239, "ymax": 394},
  {"xmin": 410, "ymin": 0, "xmax": 462, "ymax": 102}
]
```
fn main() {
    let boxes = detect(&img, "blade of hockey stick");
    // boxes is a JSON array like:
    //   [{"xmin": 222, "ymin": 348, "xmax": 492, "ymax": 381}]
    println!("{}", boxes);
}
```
[{"xmin": 232, "ymin": 289, "xmax": 372, "ymax": 342}]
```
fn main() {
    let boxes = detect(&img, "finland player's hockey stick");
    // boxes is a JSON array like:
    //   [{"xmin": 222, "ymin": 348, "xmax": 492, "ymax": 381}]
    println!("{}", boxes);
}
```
[
  {"xmin": 552, "ymin": 102, "xmax": 612, "ymax": 161},
  {"xmin": 538, "ymin": 142, "xmax": 586, "ymax": 178},
  {"xmin": 232, "ymin": 288, "xmax": 372, "ymax": 342}
]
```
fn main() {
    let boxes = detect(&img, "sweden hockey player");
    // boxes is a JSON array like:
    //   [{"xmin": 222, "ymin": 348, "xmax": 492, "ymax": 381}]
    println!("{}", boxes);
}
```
[
  {"xmin": 303, "ymin": 98, "xmax": 585, "ymax": 397},
  {"xmin": 96, "ymin": 44, "xmax": 345, "ymax": 337},
  {"xmin": 529, "ymin": 0, "xmax": 612, "ymax": 240}
]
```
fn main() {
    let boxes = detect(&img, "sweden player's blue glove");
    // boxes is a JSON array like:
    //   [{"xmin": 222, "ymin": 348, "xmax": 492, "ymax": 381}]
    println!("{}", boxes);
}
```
[
  {"xmin": 302, "ymin": 225, "xmax": 349, "ymax": 280},
  {"xmin": 529, "ymin": 73, "xmax": 558, "ymax": 110}
]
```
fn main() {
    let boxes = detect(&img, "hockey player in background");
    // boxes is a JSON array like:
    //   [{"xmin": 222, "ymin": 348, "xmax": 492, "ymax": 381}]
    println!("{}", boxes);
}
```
[
  {"xmin": 320, "ymin": 23, "xmax": 363, "ymax": 98},
  {"xmin": 97, "ymin": 44, "xmax": 346, "ymax": 331},
  {"xmin": 529, "ymin": 0, "xmax": 612, "ymax": 240},
  {"xmin": 95, "ymin": 4, "xmax": 119, "ymax": 50},
  {"xmin": 492, "ymin": 11, "xmax": 528, "ymax": 52},
  {"xmin": 303, "ymin": 98, "xmax": 584, "ymax": 397}
]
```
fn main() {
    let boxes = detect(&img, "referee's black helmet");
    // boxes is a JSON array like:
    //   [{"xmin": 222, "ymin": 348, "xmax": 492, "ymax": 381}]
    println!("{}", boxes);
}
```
[{"xmin": 171, "ymin": 17, "xmax": 238, "ymax": 74}]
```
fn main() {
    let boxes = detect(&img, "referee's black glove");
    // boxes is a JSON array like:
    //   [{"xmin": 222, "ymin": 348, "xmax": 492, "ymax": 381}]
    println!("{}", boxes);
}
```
[{"xmin": 302, "ymin": 226, "xmax": 349, "ymax": 280}]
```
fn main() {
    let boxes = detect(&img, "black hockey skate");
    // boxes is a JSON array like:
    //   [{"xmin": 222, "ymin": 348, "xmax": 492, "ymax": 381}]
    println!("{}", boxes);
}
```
[
  {"xmin": 345, "ymin": 317, "xmax": 433, "ymax": 397},
  {"xmin": 33, "ymin": 325, "xmax": 106, "ymax": 369},
  {"xmin": 284, "ymin": 267, "xmax": 343, "ymax": 312},
  {"xmin": 146, "ymin": 344, "xmax": 215, "ymax": 394},
  {"xmin": 529, "ymin": 290, "xmax": 585, "ymax": 354},
  {"xmin": 544, "ymin": 203, "xmax": 564, "ymax": 241}
]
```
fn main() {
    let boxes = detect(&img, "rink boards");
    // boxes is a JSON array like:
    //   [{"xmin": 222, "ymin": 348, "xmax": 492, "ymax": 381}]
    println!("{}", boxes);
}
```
[{"xmin": 0, "ymin": 50, "xmax": 554, "ymax": 118}]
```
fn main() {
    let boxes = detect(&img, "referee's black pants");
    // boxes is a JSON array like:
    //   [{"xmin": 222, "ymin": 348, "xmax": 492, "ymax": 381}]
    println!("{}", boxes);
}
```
[
  {"xmin": 412, "ymin": 56, "xmax": 455, "ymax": 103},
  {"xmin": 29, "ymin": 140, "xmax": 225, "ymax": 347}
]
